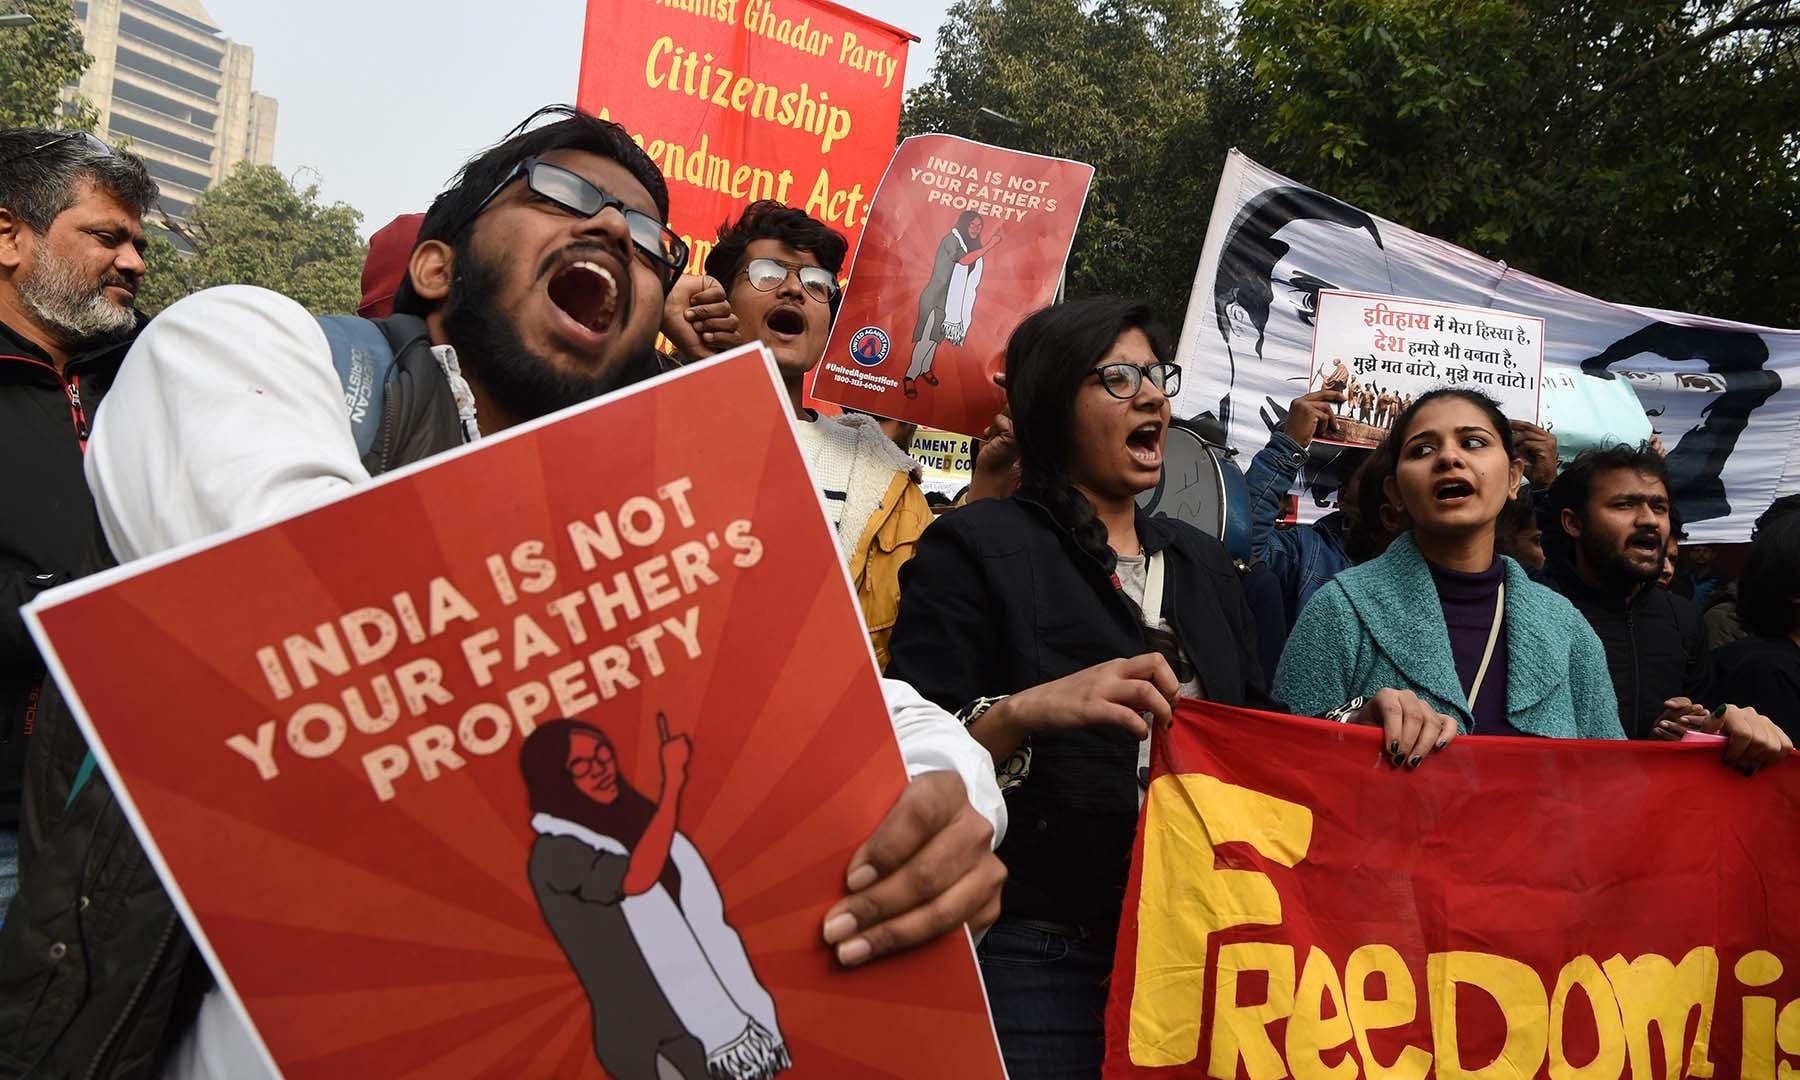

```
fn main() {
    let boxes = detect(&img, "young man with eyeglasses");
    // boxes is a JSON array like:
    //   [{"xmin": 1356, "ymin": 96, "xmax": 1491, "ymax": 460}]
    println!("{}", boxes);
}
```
[
  {"xmin": 3, "ymin": 109, "xmax": 1003, "ymax": 1078},
  {"xmin": 703, "ymin": 201, "xmax": 1020, "ymax": 668},
  {"xmin": 703, "ymin": 200, "xmax": 932, "ymax": 670},
  {"xmin": 0, "ymin": 128, "xmax": 156, "ymax": 922}
]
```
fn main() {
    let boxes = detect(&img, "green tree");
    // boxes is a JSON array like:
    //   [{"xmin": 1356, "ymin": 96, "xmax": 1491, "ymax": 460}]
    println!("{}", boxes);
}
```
[
  {"xmin": 0, "ymin": 0, "xmax": 98, "ymax": 129},
  {"xmin": 138, "ymin": 163, "xmax": 367, "ymax": 316},
  {"xmin": 902, "ymin": 0, "xmax": 1255, "ymax": 323},
  {"xmin": 1240, "ymin": 0, "xmax": 1800, "ymax": 326}
]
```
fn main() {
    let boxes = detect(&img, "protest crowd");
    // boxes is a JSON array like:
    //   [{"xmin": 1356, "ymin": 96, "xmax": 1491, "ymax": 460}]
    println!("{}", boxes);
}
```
[{"xmin": 0, "ymin": 96, "xmax": 1793, "ymax": 1080}]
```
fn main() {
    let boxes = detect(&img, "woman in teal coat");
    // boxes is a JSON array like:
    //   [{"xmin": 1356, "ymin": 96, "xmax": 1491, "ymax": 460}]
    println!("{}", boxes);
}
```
[{"xmin": 1276, "ymin": 388, "xmax": 1624, "ymax": 746}]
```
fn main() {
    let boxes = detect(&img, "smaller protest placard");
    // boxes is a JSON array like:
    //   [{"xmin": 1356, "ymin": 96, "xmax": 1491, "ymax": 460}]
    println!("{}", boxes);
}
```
[
  {"xmin": 1306, "ymin": 290, "xmax": 1545, "ymax": 448},
  {"xmin": 811, "ymin": 133, "xmax": 1094, "ymax": 438},
  {"xmin": 25, "ymin": 344, "xmax": 1005, "ymax": 1079},
  {"xmin": 908, "ymin": 427, "xmax": 974, "ymax": 499}
]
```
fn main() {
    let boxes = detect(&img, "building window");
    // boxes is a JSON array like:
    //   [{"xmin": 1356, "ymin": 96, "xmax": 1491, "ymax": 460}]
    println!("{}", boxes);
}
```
[
  {"xmin": 155, "ymin": 192, "xmax": 195, "ymax": 219},
  {"xmin": 73, "ymin": 0, "xmax": 88, "ymax": 18},
  {"xmin": 115, "ymin": 47, "xmax": 221, "ymax": 100},
  {"xmin": 109, "ymin": 114, "xmax": 212, "ymax": 162},
  {"xmin": 129, "ymin": 0, "xmax": 223, "ymax": 38},
  {"xmin": 143, "ymin": 156, "xmax": 211, "ymax": 192},
  {"xmin": 119, "ymin": 12, "xmax": 225, "ymax": 69},
  {"xmin": 148, "ymin": 221, "xmax": 195, "ymax": 253},
  {"xmin": 112, "ymin": 78, "xmax": 217, "ymax": 130}
]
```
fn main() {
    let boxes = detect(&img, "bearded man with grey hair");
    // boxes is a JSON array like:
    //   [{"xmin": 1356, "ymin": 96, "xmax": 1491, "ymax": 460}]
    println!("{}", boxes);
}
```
[{"xmin": 0, "ymin": 129, "xmax": 156, "ymax": 916}]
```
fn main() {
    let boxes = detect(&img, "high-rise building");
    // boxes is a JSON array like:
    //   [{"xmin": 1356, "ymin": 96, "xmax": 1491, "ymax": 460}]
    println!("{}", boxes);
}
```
[{"xmin": 65, "ymin": 0, "xmax": 277, "ymax": 220}]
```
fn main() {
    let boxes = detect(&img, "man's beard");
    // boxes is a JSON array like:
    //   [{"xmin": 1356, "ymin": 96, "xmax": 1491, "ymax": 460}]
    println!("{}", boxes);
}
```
[
  {"xmin": 17, "ymin": 241, "xmax": 136, "ymax": 349},
  {"xmin": 1578, "ymin": 526, "xmax": 1663, "ymax": 592},
  {"xmin": 441, "ymin": 246, "xmax": 662, "ymax": 423}
]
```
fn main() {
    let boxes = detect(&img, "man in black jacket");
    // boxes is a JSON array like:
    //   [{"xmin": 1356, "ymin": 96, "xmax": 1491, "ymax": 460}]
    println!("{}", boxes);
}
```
[
  {"xmin": 1545, "ymin": 444, "xmax": 1787, "ymax": 763},
  {"xmin": 0, "ymin": 128, "xmax": 156, "ymax": 914}
]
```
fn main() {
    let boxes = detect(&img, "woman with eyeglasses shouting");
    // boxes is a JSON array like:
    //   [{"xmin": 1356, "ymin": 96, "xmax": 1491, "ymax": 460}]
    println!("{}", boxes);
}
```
[
  {"xmin": 882, "ymin": 296, "xmax": 1272, "ymax": 1077},
  {"xmin": 888, "ymin": 297, "xmax": 1451, "ymax": 1077}
]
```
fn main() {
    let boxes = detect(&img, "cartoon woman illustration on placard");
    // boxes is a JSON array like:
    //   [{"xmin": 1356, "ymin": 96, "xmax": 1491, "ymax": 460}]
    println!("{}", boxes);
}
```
[
  {"xmin": 520, "ymin": 715, "xmax": 789, "ymax": 1080},
  {"xmin": 905, "ymin": 210, "xmax": 1006, "ymax": 399}
]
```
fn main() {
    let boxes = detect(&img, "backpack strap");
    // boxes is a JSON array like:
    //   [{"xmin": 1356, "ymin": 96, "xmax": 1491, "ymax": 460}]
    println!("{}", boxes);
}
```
[{"xmin": 316, "ymin": 314, "xmax": 398, "ymax": 460}]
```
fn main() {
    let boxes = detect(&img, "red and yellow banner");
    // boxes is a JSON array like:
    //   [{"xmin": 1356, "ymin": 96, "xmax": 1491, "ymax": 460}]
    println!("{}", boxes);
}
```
[
  {"xmin": 27, "ymin": 345, "xmax": 1004, "ymax": 1078},
  {"xmin": 1107, "ymin": 701, "xmax": 1800, "ymax": 1079},
  {"xmin": 810, "ymin": 134, "xmax": 1094, "ymax": 437},
  {"xmin": 576, "ymin": 0, "xmax": 914, "ymax": 278}
]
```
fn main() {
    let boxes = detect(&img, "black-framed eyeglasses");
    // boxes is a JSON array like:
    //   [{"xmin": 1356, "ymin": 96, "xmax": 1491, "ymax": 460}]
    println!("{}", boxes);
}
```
[
  {"xmin": 738, "ymin": 257, "xmax": 839, "ymax": 305},
  {"xmin": 568, "ymin": 750, "xmax": 614, "ymax": 779},
  {"xmin": 7, "ymin": 130, "xmax": 112, "ymax": 162},
  {"xmin": 461, "ymin": 156, "xmax": 689, "ymax": 291},
  {"xmin": 1092, "ymin": 361, "xmax": 1181, "ymax": 400}
]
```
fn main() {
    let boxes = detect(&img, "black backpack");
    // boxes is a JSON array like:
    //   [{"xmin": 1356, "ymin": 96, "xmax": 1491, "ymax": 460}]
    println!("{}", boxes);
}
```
[
  {"xmin": 315, "ymin": 313, "xmax": 469, "ymax": 476},
  {"xmin": 0, "ymin": 314, "xmax": 472, "ymax": 1078}
]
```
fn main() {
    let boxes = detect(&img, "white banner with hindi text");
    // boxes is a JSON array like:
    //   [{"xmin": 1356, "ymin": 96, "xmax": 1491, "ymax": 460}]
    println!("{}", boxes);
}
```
[{"xmin": 1171, "ymin": 151, "xmax": 1800, "ymax": 541}]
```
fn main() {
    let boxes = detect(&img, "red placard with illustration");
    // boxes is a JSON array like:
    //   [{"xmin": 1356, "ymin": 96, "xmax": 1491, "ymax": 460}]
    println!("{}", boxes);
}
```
[
  {"xmin": 1107, "ymin": 700, "xmax": 1800, "ymax": 1078},
  {"xmin": 26, "ymin": 345, "xmax": 1005, "ymax": 1078},
  {"xmin": 576, "ymin": 0, "xmax": 914, "ymax": 278},
  {"xmin": 811, "ymin": 134, "xmax": 1095, "ymax": 437}
]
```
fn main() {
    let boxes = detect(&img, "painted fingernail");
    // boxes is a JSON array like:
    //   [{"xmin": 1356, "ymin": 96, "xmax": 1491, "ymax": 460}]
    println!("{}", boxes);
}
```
[
  {"xmin": 1390, "ymin": 740, "xmax": 1400, "ymax": 754},
  {"xmin": 845, "ymin": 863, "xmax": 878, "ymax": 892},
  {"xmin": 822, "ymin": 912, "xmax": 858, "ymax": 944},
  {"xmin": 1435, "ymin": 740, "xmax": 1448, "ymax": 751},
  {"xmin": 1408, "ymin": 755, "xmax": 1422, "ymax": 769},
  {"xmin": 837, "ymin": 938, "xmax": 872, "ymax": 967}
]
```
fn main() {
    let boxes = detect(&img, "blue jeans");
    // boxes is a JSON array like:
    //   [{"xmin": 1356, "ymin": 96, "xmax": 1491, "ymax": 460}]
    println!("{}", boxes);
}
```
[{"xmin": 977, "ymin": 920, "xmax": 1114, "ymax": 1080}]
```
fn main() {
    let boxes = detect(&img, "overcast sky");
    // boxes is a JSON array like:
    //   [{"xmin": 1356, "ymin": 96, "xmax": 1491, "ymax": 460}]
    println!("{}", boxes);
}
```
[{"xmin": 199, "ymin": 0, "xmax": 952, "ymax": 236}]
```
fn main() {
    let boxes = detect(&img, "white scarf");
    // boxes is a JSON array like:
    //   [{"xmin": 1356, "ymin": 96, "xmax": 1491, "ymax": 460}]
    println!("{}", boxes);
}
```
[{"xmin": 531, "ymin": 813, "xmax": 790, "ymax": 1078}]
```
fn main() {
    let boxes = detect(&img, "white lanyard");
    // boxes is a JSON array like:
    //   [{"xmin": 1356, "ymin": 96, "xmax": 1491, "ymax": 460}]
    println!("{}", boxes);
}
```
[
  {"xmin": 1465, "ymin": 583, "xmax": 1505, "ymax": 713},
  {"xmin": 1135, "ymin": 550, "xmax": 1168, "ymax": 804},
  {"xmin": 1139, "ymin": 551, "xmax": 1166, "ymax": 627}
]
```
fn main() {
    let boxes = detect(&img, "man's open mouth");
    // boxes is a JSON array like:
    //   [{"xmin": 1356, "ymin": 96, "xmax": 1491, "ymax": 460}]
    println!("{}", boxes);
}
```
[
  {"xmin": 766, "ymin": 305, "xmax": 806, "ymax": 338},
  {"xmin": 547, "ymin": 260, "xmax": 619, "ymax": 335},
  {"xmin": 1627, "ymin": 531, "xmax": 1664, "ymax": 556},
  {"xmin": 1127, "ymin": 421, "xmax": 1164, "ymax": 464}
]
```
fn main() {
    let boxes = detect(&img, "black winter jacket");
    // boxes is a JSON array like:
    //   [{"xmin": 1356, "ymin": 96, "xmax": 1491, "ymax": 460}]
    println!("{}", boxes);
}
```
[
  {"xmin": 0, "ymin": 316, "xmax": 138, "ymax": 831},
  {"xmin": 885, "ymin": 497, "xmax": 1276, "ymax": 937},
  {"xmin": 0, "ymin": 313, "xmax": 461, "ymax": 1080},
  {"xmin": 1543, "ymin": 558, "xmax": 1716, "ymax": 740}
]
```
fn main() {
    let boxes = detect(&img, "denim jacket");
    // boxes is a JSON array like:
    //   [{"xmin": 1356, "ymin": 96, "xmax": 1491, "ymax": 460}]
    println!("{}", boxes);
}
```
[{"xmin": 1244, "ymin": 432, "xmax": 1352, "ymax": 626}]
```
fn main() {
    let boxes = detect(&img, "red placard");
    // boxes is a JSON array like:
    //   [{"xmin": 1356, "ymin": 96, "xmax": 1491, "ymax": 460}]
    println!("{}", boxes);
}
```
[
  {"xmin": 810, "ymin": 134, "xmax": 1094, "ymax": 437},
  {"xmin": 27, "ymin": 345, "xmax": 1004, "ymax": 1079},
  {"xmin": 1107, "ymin": 701, "xmax": 1800, "ymax": 1078},
  {"xmin": 576, "ymin": 0, "xmax": 913, "ymax": 280}
]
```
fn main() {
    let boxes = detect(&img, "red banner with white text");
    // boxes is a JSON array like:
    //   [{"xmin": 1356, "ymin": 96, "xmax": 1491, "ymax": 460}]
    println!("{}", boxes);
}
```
[
  {"xmin": 576, "ymin": 0, "xmax": 913, "ymax": 281},
  {"xmin": 1107, "ymin": 701, "xmax": 1800, "ymax": 1079}
]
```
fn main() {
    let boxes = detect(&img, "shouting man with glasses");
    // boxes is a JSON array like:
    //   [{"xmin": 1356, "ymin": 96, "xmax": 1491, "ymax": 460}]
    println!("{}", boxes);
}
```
[
  {"xmin": 705, "ymin": 200, "xmax": 929, "ymax": 669},
  {"xmin": 0, "ymin": 128, "xmax": 155, "ymax": 923},
  {"xmin": 5, "ymin": 110, "xmax": 1003, "ymax": 1078},
  {"xmin": 703, "ymin": 202, "xmax": 1019, "ymax": 668}
]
